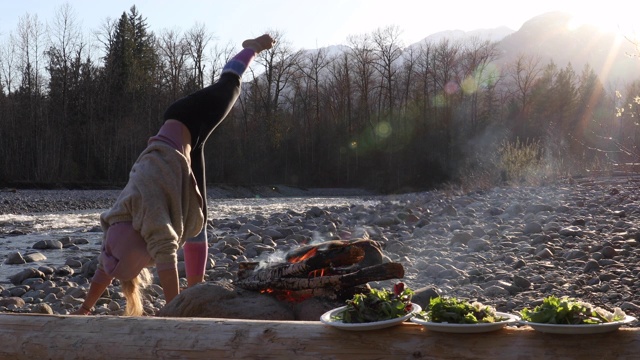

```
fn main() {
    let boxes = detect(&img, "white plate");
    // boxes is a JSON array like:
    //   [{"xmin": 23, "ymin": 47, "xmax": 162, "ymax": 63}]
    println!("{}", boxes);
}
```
[
  {"xmin": 410, "ymin": 312, "xmax": 520, "ymax": 333},
  {"xmin": 320, "ymin": 303, "xmax": 422, "ymax": 331},
  {"xmin": 518, "ymin": 315, "xmax": 637, "ymax": 334}
]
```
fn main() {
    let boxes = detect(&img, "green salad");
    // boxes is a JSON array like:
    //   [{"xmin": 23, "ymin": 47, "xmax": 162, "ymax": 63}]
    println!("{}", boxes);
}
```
[
  {"xmin": 415, "ymin": 296, "xmax": 506, "ymax": 324},
  {"xmin": 332, "ymin": 283, "xmax": 414, "ymax": 323},
  {"xmin": 519, "ymin": 296, "xmax": 626, "ymax": 324}
]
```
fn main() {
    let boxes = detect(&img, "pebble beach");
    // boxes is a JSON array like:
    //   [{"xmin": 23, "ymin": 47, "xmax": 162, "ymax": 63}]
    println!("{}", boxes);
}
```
[{"xmin": 1, "ymin": 178, "xmax": 639, "ymax": 327}]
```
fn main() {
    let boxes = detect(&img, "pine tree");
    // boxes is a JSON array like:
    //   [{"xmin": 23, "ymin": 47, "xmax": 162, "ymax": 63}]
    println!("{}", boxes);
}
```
[{"xmin": 101, "ymin": 6, "xmax": 159, "ymax": 181}]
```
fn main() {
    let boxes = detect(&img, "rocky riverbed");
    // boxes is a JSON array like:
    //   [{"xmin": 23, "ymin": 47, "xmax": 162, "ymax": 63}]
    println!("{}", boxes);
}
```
[{"xmin": 1, "ymin": 179, "xmax": 640, "ymax": 327}]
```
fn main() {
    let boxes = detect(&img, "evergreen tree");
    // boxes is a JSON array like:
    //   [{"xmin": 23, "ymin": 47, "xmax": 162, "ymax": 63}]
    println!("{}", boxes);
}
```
[{"xmin": 101, "ymin": 6, "xmax": 159, "ymax": 181}]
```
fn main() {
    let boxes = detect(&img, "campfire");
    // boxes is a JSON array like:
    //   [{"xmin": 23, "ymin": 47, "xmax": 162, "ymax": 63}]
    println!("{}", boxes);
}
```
[{"xmin": 235, "ymin": 239, "xmax": 405, "ymax": 302}]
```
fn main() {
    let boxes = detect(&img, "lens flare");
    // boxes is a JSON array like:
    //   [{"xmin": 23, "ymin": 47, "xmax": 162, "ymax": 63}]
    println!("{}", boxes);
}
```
[
  {"xmin": 375, "ymin": 121, "xmax": 392, "ymax": 138},
  {"xmin": 461, "ymin": 77, "xmax": 478, "ymax": 94},
  {"xmin": 444, "ymin": 81, "xmax": 459, "ymax": 94}
]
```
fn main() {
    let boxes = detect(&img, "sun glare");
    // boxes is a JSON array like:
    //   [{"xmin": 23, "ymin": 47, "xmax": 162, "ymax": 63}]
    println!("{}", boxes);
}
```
[{"xmin": 565, "ymin": 7, "xmax": 637, "ymax": 36}]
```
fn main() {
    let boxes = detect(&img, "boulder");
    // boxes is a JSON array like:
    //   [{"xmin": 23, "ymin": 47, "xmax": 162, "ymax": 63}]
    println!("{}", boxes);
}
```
[{"xmin": 158, "ymin": 281, "xmax": 296, "ymax": 320}]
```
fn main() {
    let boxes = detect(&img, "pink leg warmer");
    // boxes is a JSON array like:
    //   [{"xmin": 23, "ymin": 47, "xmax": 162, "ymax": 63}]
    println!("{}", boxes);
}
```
[{"xmin": 183, "ymin": 241, "xmax": 208, "ymax": 278}]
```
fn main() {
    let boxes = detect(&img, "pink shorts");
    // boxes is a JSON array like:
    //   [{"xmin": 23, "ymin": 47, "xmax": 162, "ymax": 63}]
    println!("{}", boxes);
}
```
[{"xmin": 98, "ymin": 222, "xmax": 152, "ymax": 281}]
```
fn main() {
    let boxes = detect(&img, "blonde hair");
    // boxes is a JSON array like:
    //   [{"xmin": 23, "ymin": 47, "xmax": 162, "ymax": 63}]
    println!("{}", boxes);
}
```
[{"xmin": 121, "ymin": 268, "xmax": 152, "ymax": 316}]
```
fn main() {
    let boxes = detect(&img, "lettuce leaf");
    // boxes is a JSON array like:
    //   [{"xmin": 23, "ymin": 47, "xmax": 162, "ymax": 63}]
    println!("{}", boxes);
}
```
[
  {"xmin": 333, "ymin": 283, "xmax": 414, "ymax": 323},
  {"xmin": 519, "ymin": 296, "xmax": 626, "ymax": 324},
  {"xmin": 416, "ymin": 296, "xmax": 504, "ymax": 324}
]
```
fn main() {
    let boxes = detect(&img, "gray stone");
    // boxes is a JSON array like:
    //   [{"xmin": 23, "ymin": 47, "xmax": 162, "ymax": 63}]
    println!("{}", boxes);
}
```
[
  {"xmin": 0, "ymin": 297, "xmax": 25, "ymax": 308},
  {"xmin": 55, "ymin": 265, "xmax": 74, "ymax": 276},
  {"xmin": 4, "ymin": 252, "xmax": 26, "ymax": 265},
  {"xmin": 525, "ymin": 204, "xmax": 554, "ymax": 214},
  {"xmin": 467, "ymin": 238, "xmax": 490, "ymax": 252},
  {"xmin": 523, "ymin": 222, "xmax": 543, "ymax": 234},
  {"xmin": 483, "ymin": 285, "xmax": 510, "ymax": 297},
  {"xmin": 559, "ymin": 226, "xmax": 583, "ymax": 237},
  {"xmin": 37, "ymin": 266, "xmax": 54, "ymax": 275},
  {"xmin": 564, "ymin": 250, "xmax": 587, "ymax": 260},
  {"xmin": 536, "ymin": 248, "xmax": 553, "ymax": 259},
  {"xmin": 32, "ymin": 240, "xmax": 63, "ymax": 250},
  {"xmin": 512, "ymin": 275, "xmax": 531, "ymax": 289},
  {"xmin": 583, "ymin": 260, "xmax": 600, "ymax": 273},
  {"xmin": 450, "ymin": 231, "xmax": 472, "ymax": 245},
  {"xmin": 23, "ymin": 252, "xmax": 47, "ymax": 262},
  {"xmin": 601, "ymin": 246, "xmax": 618, "ymax": 259},
  {"xmin": 9, "ymin": 268, "xmax": 46, "ymax": 285},
  {"xmin": 31, "ymin": 303, "xmax": 54, "ymax": 314},
  {"xmin": 65, "ymin": 258, "xmax": 83, "ymax": 268}
]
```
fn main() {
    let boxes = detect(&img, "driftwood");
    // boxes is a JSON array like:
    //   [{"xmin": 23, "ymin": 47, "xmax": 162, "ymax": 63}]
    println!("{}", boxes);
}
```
[
  {"xmin": 1, "ymin": 313, "xmax": 638, "ymax": 359},
  {"xmin": 235, "ymin": 262, "xmax": 404, "ymax": 291}
]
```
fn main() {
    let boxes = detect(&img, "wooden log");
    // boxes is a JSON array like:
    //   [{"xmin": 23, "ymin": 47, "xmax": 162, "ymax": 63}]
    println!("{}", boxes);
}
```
[{"xmin": 0, "ymin": 313, "xmax": 638, "ymax": 359}]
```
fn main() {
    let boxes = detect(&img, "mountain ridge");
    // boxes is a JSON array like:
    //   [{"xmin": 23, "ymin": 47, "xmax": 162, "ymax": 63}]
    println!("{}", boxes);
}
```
[{"xmin": 304, "ymin": 11, "xmax": 638, "ymax": 86}]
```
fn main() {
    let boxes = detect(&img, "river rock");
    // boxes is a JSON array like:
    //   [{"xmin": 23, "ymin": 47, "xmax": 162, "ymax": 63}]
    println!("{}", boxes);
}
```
[
  {"xmin": 0, "ymin": 296, "xmax": 26, "ymax": 308},
  {"xmin": 4, "ymin": 252, "xmax": 26, "ymax": 265},
  {"xmin": 9, "ymin": 268, "xmax": 46, "ymax": 285},
  {"xmin": 32, "ymin": 240, "xmax": 63, "ymax": 250},
  {"xmin": 23, "ymin": 252, "xmax": 47, "ymax": 262}
]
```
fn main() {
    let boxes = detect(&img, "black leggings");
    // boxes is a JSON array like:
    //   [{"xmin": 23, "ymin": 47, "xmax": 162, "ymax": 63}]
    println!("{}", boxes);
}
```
[{"xmin": 163, "ymin": 73, "xmax": 241, "ymax": 220}]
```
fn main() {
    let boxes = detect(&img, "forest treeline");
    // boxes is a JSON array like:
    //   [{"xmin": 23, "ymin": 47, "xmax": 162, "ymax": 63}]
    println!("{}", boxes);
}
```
[{"xmin": 1, "ymin": 5, "xmax": 639, "ymax": 192}]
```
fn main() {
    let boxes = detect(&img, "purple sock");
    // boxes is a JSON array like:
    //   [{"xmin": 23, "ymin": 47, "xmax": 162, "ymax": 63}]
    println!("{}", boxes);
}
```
[{"xmin": 221, "ymin": 48, "xmax": 256, "ymax": 77}]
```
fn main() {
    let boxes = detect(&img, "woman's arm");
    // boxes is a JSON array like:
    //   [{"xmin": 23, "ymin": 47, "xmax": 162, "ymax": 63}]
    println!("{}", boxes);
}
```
[
  {"xmin": 157, "ymin": 266, "xmax": 180, "ymax": 304},
  {"xmin": 71, "ymin": 277, "xmax": 111, "ymax": 315}
]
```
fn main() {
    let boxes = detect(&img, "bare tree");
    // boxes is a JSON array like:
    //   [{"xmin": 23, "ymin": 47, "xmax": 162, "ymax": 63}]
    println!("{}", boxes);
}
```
[
  {"xmin": 296, "ymin": 47, "xmax": 330, "ymax": 128},
  {"xmin": 185, "ymin": 23, "xmax": 212, "ymax": 89},
  {"xmin": 157, "ymin": 28, "xmax": 188, "ymax": 99},
  {"xmin": 459, "ymin": 37, "xmax": 500, "ymax": 131},
  {"xmin": 372, "ymin": 25, "xmax": 404, "ymax": 116},
  {"xmin": 249, "ymin": 30, "xmax": 302, "ymax": 148},
  {"xmin": 14, "ymin": 13, "xmax": 47, "ymax": 181},
  {"xmin": 508, "ymin": 53, "xmax": 543, "ymax": 115},
  {"xmin": 207, "ymin": 40, "xmax": 235, "ymax": 84},
  {"xmin": 0, "ymin": 35, "xmax": 18, "ymax": 93},
  {"xmin": 16, "ymin": 13, "xmax": 46, "ymax": 95},
  {"xmin": 347, "ymin": 33, "xmax": 377, "ymax": 134},
  {"xmin": 415, "ymin": 41, "xmax": 436, "ymax": 129},
  {"xmin": 47, "ymin": 3, "xmax": 83, "ymax": 117},
  {"xmin": 46, "ymin": 2, "xmax": 88, "ymax": 179}
]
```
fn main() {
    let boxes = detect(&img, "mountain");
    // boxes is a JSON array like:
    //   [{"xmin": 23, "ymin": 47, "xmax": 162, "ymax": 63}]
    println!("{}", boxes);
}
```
[
  {"xmin": 420, "ymin": 26, "xmax": 515, "ymax": 44},
  {"xmin": 303, "ymin": 12, "xmax": 639, "ymax": 87},
  {"xmin": 495, "ymin": 11, "xmax": 639, "ymax": 86}
]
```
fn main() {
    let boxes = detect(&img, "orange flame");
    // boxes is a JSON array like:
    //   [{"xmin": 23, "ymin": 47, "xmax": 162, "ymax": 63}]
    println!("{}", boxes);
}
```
[
  {"xmin": 262, "ymin": 288, "xmax": 313, "ymax": 303},
  {"xmin": 287, "ymin": 247, "xmax": 318, "ymax": 263},
  {"xmin": 308, "ymin": 268, "xmax": 326, "ymax": 278},
  {"xmin": 276, "ymin": 290, "xmax": 313, "ymax": 303}
]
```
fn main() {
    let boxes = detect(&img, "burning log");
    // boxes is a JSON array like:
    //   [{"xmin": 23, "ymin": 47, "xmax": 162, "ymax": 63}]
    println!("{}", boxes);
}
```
[
  {"xmin": 235, "ymin": 239, "xmax": 403, "ymax": 301},
  {"xmin": 237, "ymin": 243, "xmax": 365, "ymax": 281},
  {"xmin": 235, "ymin": 262, "xmax": 404, "ymax": 292},
  {"xmin": 285, "ymin": 239, "xmax": 383, "ymax": 267}
]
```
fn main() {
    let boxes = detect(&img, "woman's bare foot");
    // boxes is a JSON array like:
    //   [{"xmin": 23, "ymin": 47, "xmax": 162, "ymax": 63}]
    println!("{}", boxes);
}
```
[{"xmin": 242, "ymin": 34, "xmax": 275, "ymax": 53}]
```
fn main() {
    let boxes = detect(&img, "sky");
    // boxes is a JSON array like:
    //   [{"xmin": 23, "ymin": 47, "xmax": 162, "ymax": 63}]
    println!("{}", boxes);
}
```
[{"xmin": 1, "ymin": 0, "xmax": 638, "ymax": 50}]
